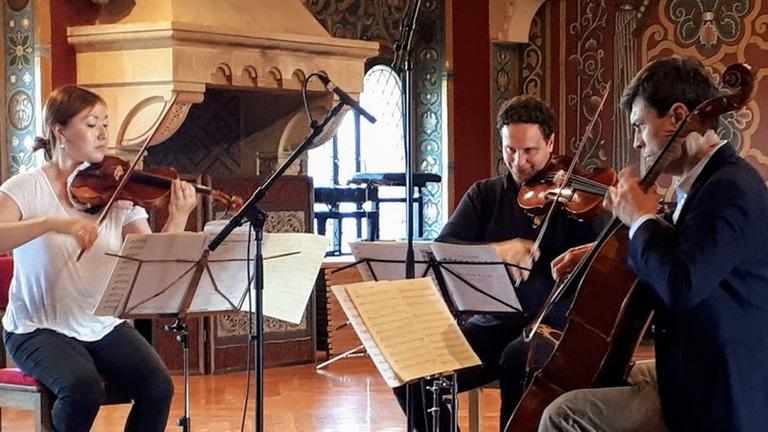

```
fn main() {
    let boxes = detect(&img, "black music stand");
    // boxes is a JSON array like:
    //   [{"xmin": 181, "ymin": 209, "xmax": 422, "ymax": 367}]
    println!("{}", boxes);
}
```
[
  {"xmin": 315, "ymin": 247, "xmax": 435, "ymax": 370},
  {"xmin": 346, "ymin": 241, "xmax": 526, "ymax": 315},
  {"xmin": 430, "ymin": 259, "xmax": 524, "ymax": 315},
  {"xmin": 97, "ymin": 233, "xmax": 251, "ymax": 432},
  {"xmin": 337, "ymin": 241, "xmax": 526, "ymax": 431},
  {"xmin": 331, "ymin": 277, "xmax": 474, "ymax": 432}
]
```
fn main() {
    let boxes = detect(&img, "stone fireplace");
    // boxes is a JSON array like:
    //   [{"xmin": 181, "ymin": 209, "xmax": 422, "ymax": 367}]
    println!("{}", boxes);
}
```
[
  {"xmin": 66, "ymin": 0, "xmax": 379, "ymax": 372},
  {"xmin": 67, "ymin": 0, "xmax": 379, "ymax": 168}
]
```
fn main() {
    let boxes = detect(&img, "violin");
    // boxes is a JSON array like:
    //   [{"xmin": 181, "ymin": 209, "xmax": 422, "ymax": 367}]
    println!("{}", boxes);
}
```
[
  {"xmin": 518, "ymin": 155, "xmax": 616, "ymax": 219},
  {"xmin": 68, "ymin": 155, "xmax": 244, "ymax": 214}
]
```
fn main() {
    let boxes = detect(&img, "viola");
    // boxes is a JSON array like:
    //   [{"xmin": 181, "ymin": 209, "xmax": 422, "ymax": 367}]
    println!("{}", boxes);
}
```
[
  {"xmin": 518, "ymin": 155, "xmax": 616, "ymax": 219},
  {"xmin": 68, "ymin": 155, "xmax": 243, "ymax": 213}
]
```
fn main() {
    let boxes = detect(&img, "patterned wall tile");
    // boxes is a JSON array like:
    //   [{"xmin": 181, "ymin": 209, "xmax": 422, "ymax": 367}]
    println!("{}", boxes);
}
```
[
  {"xmin": 491, "ymin": 43, "xmax": 521, "ymax": 176},
  {"xmin": 4, "ymin": 0, "xmax": 38, "ymax": 178},
  {"xmin": 414, "ymin": 0, "xmax": 444, "ymax": 238}
]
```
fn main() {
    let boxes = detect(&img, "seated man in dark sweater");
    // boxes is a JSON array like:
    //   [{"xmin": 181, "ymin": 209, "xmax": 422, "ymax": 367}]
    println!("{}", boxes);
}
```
[{"xmin": 393, "ymin": 95, "xmax": 603, "ymax": 431}]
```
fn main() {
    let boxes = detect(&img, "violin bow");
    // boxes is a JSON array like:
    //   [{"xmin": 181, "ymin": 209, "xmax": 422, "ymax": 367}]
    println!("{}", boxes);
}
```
[
  {"xmin": 514, "ymin": 83, "xmax": 611, "ymax": 286},
  {"xmin": 75, "ymin": 92, "xmax": 180, "ymax": 261}
]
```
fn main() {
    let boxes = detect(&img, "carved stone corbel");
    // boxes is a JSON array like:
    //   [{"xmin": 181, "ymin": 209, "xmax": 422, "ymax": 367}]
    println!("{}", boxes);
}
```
[{"xmin": 109, "ymin": 90, "xmax": 201, "ymax": 161}]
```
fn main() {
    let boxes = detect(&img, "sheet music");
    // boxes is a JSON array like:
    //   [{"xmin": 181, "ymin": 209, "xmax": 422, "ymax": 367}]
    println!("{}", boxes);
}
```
[
  {"xmin": 95, "ymin": 232, "xmax": 209, "ymax": 317},
  {"xmin": 96, "ymin": 226, "xmax": 327, "ymax": 323},
  {"xmin": 337, "ymin": 278, "xmax": 480, "ymax": 386},
  {"xmin": 93, "ymin": 235, "xmax": 146, "ymax": 316},
  {"xmin": 430, "ymin": 243, "xmax": 522, "ymax": 313},
  {"xmin": 259, "ymin": 233, "xmax": 329, "ymax": 324},
  {"xmin": 202, "ymin": 222, "xmax": 329, "ymax": 324},
  {"xmin": 349, "ymin": 241, "xmax": 434, "ymax": 281},
  {"xmin": 330, "ymin": 284, "xmax": 401, "ymax": 387},
  {"xmin": 190, "ymin": 238, "xmax": 249, "ymax": 314}
]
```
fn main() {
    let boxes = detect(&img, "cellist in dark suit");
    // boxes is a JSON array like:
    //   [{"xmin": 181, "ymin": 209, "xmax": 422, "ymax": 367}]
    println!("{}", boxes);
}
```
[{"xmin": 541, "ymin": 55, "xmax": 768, "ymax": 431}]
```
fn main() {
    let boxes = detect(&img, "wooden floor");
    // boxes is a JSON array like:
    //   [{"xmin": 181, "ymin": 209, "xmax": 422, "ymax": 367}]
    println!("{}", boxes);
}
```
[{"xmin": 1, "ymin": 357, "xmax": 501, "ymax": 432}]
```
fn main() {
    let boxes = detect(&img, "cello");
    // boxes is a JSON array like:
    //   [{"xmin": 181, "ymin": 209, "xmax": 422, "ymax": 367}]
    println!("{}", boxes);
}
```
[{"xmin": 504, "ymin": 62, "xmax": 755, "ymax": 431}]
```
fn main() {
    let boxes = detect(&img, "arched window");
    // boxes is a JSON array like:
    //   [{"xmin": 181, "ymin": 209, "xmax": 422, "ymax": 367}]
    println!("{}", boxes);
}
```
[
  {"xmin": 359, "ymin": 65, "xmax": 405, "ymax": 174},
  {"xmin": 308, "ymin": 65, "xmax": 406, "ymax": 254}
]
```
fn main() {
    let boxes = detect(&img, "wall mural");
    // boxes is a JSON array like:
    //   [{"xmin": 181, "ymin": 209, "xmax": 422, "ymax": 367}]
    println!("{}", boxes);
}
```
[
  {"xmin": 669, "ymin": 0, "xmax": 750, "ymax": 47},
  {"xmin": 563, "ymin": 0, "xmax": 610, "ymax": 171},
  {"xmin": 414, "ymin": 0, "xmax": 444, "ymax": 238},
  {"xmin": 523, "ymin": 12, "xmax": 547, "ymax": 99},
  {"xmin": 492, "ymin": 44, "xmax": 520, "ymax": 176},
  {"xmin": 303, "ymin": 0, "xmax": 445, "ymax": 238},
  {"xmin": 492, "ymin": 6, "xmax": 547, "ymax": 176},
  {"xmin": 4, "ymin": 0, "xmax": 37, "ymax": 179},
  {"xmin": 641, "ymin": 0, "xmax": 767, "ymax": 180},
  {"xmin": 304, "ymin": 0, "xmax": 408, "ymax": 51},
  {"xmin": 548, "ymin": 0, "xmax": 766, "ymax": 191},
  {"xmin": 611, "ymin": 1, "xmax": 647, "ymax": 169},
  {"xmin": 146, "ymin": 90, "xmax": 241, "ymax": 175}
]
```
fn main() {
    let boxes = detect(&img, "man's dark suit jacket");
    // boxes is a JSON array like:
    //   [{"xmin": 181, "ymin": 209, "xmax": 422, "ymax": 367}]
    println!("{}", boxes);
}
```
[{"xmin": 629, "ymin": 144, "xmax": 768, "ymax": 431}]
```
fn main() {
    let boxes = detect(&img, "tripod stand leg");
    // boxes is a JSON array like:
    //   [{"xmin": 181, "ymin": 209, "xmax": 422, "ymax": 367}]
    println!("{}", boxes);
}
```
[
  {"xmin": 315, "ymin": 344, "xmax": 366, "ymax": 370},
  {"xmin": 426, "ymin": 374, "xmax": 459, "ymax": 432},
  {"xmin": 165, "ymin": 319, "xmax": 190, "ymax": 432},
  {"xmin": 451, "ymin": 373, "xmax": 459, "ymax": 432},
  {"xmin": 428, "ymin": 380, "xmax": 441, "ymax": 432}
]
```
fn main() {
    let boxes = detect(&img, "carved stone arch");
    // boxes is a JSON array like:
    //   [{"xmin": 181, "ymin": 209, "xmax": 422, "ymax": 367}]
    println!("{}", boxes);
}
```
[
  {"xmin": 308, "ymin": 70, "xmax": 329, "ymax": 92},
  {"xmin": 241, "ymin": 65, "xmax": 258, "ymax": 87},
  {"xmin": 290, "ymin": 69, "xmax": 307, "ymax": 90},
  {"xmin": 210, "ymin": 63, "xmax": 233, "ymax": 85},
  {"xmin": 489, "ymin": 0, "xmax": 547, "ymax": 43},
  {"xmin": 266, "ymin": 67, "xmax": 283, "ymax": 89}
]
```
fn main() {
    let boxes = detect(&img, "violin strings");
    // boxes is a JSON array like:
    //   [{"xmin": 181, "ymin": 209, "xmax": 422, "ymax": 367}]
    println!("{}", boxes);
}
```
[{"xmin": 543, "ymin": 174, "xmax": 609, "ymax": 195}]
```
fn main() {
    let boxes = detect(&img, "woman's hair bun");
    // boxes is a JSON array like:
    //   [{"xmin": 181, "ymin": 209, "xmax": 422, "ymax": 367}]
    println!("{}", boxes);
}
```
[{"xmin": 33, "ymin": 136, "xmax": 53, "ymax": 160}]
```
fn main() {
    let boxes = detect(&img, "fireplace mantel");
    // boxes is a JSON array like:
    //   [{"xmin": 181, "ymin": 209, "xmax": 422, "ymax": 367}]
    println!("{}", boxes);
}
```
[{"xmin": 67, "ymin": 0, "xmax": 379, "ymax": 151}]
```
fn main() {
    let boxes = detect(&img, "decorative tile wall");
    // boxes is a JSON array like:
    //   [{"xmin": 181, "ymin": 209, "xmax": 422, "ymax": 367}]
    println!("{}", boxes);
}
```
[{"xmin": 4, "ymin": 0, "xmax": 38, "ymax": 178}]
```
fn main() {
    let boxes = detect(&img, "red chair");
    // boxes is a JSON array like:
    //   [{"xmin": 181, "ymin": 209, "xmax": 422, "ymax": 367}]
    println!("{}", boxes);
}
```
[
  {"xmin": 0, "ymin": 254, "xmax": 130, "ymax": 431},
  {"xmin": 0, "ymin": 255, "xmax": 10, "ymax": 312}
]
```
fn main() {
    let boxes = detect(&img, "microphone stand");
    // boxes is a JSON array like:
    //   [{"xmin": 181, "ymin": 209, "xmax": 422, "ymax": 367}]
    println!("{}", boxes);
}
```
[
  {"xmin": 392, "ymin": 2, "xmax": 425, "ymax": 431},
  {"xmin": 207, "ymin": 99, "xmax": 350, "ymax": 432},
  {"xmin": 393, "ymin": 0, "xmax": 422, "ymax": 280}
]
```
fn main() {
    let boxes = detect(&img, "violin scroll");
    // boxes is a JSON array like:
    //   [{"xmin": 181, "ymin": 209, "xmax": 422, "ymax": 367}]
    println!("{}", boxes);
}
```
[{"xmin": 211, "ymin": 190, "xmax": 244, "ymax": 213}]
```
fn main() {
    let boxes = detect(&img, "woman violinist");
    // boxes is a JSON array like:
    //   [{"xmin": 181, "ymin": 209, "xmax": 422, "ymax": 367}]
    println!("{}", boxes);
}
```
[{"xmin": 0, "ymin": 85, "xmax": 197, "ymax": 431}]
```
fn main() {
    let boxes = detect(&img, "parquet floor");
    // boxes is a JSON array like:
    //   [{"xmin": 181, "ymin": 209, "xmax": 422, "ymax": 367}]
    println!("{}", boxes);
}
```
[{"xmin": 0, "ymin": 357, "xmax": 501, "ymax": 432}]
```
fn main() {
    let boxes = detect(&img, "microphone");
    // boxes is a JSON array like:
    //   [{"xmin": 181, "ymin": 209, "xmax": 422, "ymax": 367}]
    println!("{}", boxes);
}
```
[{"xmin": 317, "ymin": 75, "xmax": 377, "ymax": 124}]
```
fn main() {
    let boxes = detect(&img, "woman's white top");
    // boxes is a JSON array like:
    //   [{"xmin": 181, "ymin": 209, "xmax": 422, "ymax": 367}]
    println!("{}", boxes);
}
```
[{"xmin": 0, "ymin": 167, "xmax": 148, "ymax": 341}]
